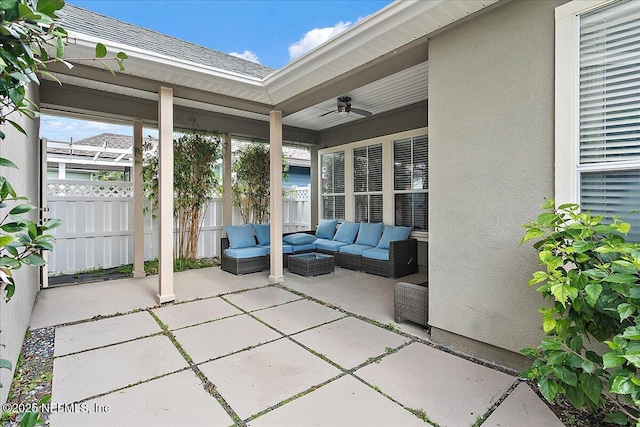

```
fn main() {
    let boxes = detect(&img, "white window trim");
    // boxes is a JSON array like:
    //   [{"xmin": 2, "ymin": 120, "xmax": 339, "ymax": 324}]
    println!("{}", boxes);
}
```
[
  {"xmin": 318, "ymin": 127, "xmax": 428, "ymax": 241},
  {"xmin": 555, "ymin": 0, "xmax": 620, "ymax": 205}
]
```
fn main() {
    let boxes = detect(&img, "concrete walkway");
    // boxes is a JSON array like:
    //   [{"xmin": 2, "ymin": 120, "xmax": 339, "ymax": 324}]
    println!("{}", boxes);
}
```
[{"xmin": 30, "ymin": 268, "xmax": 564, "ymax": 426}]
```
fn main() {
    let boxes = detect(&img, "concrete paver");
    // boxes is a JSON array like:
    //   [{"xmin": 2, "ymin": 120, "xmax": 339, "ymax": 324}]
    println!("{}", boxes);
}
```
[
  {"xmin": 52, "ymin": 335, "xmax": 188, "ymax": 403},
  {"xmin": 152, "ymin": 297, "xmax": 242, "ymax": 330},
  {"xmin": 483, "ymin": 382, "xmax": 564, "ymax": 426},
  {"xmin": 172, "ymin": 314, "xmax": 281, "ymax": 364},
  {"xmin": 357, "ymin": 342, "xmax": 517, "ymax": 426},
  {"xmin": 54, "ymin": 311, "xmax": 161, "ymax": 356},
  {"xmin": 252, "ymin": 299, "xmax": 345, "ymax": 335},
  {"xmin": 199, "ymin": 338, "xmax": 341, "ymax": 420},
  {"xmin": 49, "ymin": 371, "xmax": 233, "ymax": 427},
  {"xmin": 293, "ymin": 316, "xmax": 410, "ymax": 369},
  {"xmin": 248, "ymin": 375, "xmax": 424, "ymax": 427},
  {"xmin": 224, "ymin": 287, "xmax": 302, "ymax": 312}
]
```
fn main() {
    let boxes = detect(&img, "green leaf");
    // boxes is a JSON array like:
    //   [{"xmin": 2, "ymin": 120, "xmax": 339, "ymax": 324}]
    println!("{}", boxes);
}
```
[
  {"xmin": 622, "ymin": 354, "xmax": 640, "ymax": 368},
  {"xmin": 612, "ymin": 260, "xmax": 638, "ymax": 275},
  {"xmin": 117, "ymin": 51, "xmax": 128, "ymax": 60},
  {"xmin": 603, "ymin": 273, "xmax": 638, "ymax": 284},
  {"xmin": 539, "ymin": 377, "xmax": 561, "ymax": 402},
  {"xmin": 604, "ymin": 411, "xmax": 628, "ymax": 425},
  {"xmin": 610, "ymin": 370, "xmax": 635, "ymax": 395},
  {"xmin": 1, "ymin": 222, "xmax": 26, "ymax": 233},
  {"xmin": 9, "ymin": 203, "xmax": 35, "ymax": 215},
  {"xmin": 573, "ymin": 240, "xmax": 595, "ymax": 253},
  {"xmin": 603, "ymin": 351, "xmax": 626, "ymax": 369},
  {"xmin": 537, "ymin": 212, "xmax": 558, "ymax": 226},
  {"xmin": 584, "ymin": 283, "xmax": 602, "ymax": 307},
  {"xmin": 564, "ymin": 385, "xmax": 585, "ymax": 409},
  {"xmin": 622, "ymin": 326, "xmax": 640, "ymax": 340},
  {"xmin": 550, "ymin": 282, "xmax": 575, "ymax": 306},
  {"xmin": 7, "ymin": 119, "xmax": 25, "ymax": 135},
  {"xmin": 95, "ymin": 42, "xmax": 107, "ymax": 58},
  {"xmin": 618, "ymin": 303, "xmax": 636, "ymax": 321},
  {"xmin": 554, "ymin": 366, "xmax": 578, "ymax": 386},
  {"xmin": 36, "ymin": 0, "xmax": 65, "ymax": 15},
  {"xmin": 616, "ymin": 222, "xmax": 632, "ymax": 235},
  {"xmin": 579, "ymin": 372, "xmax": 602, "ymax": 405},
  {"xmin": 22, "ymin": 254, "xmax": 45, "ymax": 267},
  {"xmin": 540, "ymin": 337, "xmax": 562, "ymax": 350},
  {"xmin": 0, "ymin": 157, "xmax": 17, "ymax": 168},
  {"xmin": 0, "ymin": 235, "xmax": 16, "ymax": 247}
]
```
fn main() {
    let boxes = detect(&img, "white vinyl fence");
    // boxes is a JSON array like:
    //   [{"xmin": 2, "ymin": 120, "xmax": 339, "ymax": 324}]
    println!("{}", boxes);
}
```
[{"xmin": 47, "ymin": 180, "xmax": 311, "ymax": 275}]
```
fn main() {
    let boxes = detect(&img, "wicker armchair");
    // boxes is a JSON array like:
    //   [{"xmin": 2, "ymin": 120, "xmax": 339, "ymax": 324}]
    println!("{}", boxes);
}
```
[
  {"xmin": 361, "ymin": 238, "xmax": 418, "ymax": 278},
  {"xmin": 220, "ymin": 237, "xmax": 268, "ymax": 275},
  {"xmin": 394, "ymin": 281, "xmax": 428, "ymax": 326}
]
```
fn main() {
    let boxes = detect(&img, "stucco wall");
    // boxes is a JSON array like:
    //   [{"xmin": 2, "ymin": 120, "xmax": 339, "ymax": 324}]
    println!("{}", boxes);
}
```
[
  {"xmin": 0, "ymin": 84, "xmax": 41, "ymax": 405},
  {"xmin": 428, "ymin": 0, "xmax": 565, "ymax": 361}
]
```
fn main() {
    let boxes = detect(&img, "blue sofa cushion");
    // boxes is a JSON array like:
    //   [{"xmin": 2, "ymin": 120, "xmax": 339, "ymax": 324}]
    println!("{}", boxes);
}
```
[
  {"xmin": 284, "ymin": 233, "xmax": 317, "ymax": 245},
  {"xmin": 339, "ymin": 244, "xmax": 375, "ymax": 256},
  {"xmin": 224, "ymin": 246, "xmax": 267, "ymax": 258},
  {"xmin": 333, "ymin": 221, "xmax": 360, "ymax": 244},
  {"xmin": 316, "ymin": 219, "xmax": 338, "ymax": 239},
  {"xmin": 315, "ymin": 238, "xmax": 349, "ymax": 253},
  {"xmin": 362, "ymin": 248, "xmax": 390, "ymax": 261},
  {"xmin": 262, "ymin": 244, "xmax": 293, "ymax": 255},
  {"xmin": 376, "ymin": 225, "xmax": 412, "ymax": 250},
  {"xmin": 252, "ymin": 223, "xmax": 270, "ymax": 246},
  {"xmin": 225, "ymin": 224, "xmax": 256, "ymax": 249},
  {"xmin": 355, "ymin": 222, "xmax": 384, "ymax": 247},
  {"xmin": 290, "ymin": 243, "xmax": 317, "ymax": 253}
]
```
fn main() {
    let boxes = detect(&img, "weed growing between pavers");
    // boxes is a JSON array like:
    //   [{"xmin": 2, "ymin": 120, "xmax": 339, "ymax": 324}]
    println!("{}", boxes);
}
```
[{"xmin": 469, "ymin": 379, "xmax": 521, "ymax": 427}]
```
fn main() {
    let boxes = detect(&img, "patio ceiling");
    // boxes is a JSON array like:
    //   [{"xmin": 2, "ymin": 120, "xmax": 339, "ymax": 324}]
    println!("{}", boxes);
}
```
[{"xmin": 43, "ymin": 0, "xmax": 500, "ymax": 136}]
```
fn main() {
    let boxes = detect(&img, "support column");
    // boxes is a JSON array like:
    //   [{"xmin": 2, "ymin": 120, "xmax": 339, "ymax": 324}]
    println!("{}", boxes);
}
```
[
  {"xmin": 132, "ymin": 120, "xmax": 145, "ymax": 279},
  {"xmin": 269, "ymin": 111, "xmax": 284, "ymax": 284},
  {"xmin": 222, "ymin": 133, "xmax": 233, "ymax": 229},
  {"xmin": 58, "ymin": 162, "xmax": 65, "ymax": 179},
  {"xmin": 157, "ymin": 87, "xmax": 175, "ymax": 304}
]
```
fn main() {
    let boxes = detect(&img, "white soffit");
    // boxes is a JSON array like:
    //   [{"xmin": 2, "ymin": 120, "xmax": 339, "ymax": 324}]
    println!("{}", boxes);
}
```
[
  {"xmin": 265, "ymin": 0, "xmax": 499, "ymax": 104},
  {"xmin": 283, "ymin": 61, "xmax": 428, "ymax": 131}
]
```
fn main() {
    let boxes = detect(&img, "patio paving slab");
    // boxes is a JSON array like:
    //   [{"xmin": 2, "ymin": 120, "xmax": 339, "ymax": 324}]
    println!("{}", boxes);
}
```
[
  {"xmin": 172, "ymin": 314, "xmax": 282, "ymax": 364},
  {"xmin": 247, "ymin": 375, "xmax": 424, "ymax": 427},
  {"xmin": 174, "ymin": 267, "xmax": 270, "ymax": 301},
  {"xmin": 224, "ymin": 286, "xmax": 302, "ymax": 312},
  {"xmin": 198, "ymin": 338, "xmax": 341, "ymax": 420},
  {"xmin": 52, "ymin": 335, "xmax": 188, "ymax": 403},
  {"xmin": 356, "ymin": 342, "xmax": 516, "ymax": 426},
  {"xmin": 483, "ymin": 382, "xmax": 564, "ymax": 426},
  {"xmin": 251, "ymin": 299, "xmax": 345, "ymax": 335},
  {"xmin": 292, "ymin": 317, "xmax": 410, "ymax": 369},
  {"xmin": 152, "ymin": 297, "xmax": 242, "ymax": 330},
  {"xmin": 49, "ymin": 370, "xmax": 233, "ymax": 427},
  {"xmin": 54, "ymin": 311, "xmax": 161, "ymax": 357}
]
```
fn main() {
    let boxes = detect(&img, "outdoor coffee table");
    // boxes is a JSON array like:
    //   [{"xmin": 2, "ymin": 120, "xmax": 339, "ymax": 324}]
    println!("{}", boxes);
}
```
[{"xmin": 288, "ymin": 252, "xmax": 335, "ymax": 277}]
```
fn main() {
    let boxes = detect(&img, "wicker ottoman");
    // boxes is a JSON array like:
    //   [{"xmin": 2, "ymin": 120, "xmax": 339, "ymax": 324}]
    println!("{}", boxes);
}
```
[
  {"xmin": 394, "ymin": 281, "xmax": 428, "ymax": 326},
  {"xmin": 288, "ymin": 252, "xmax": 335, "ymax": 277}
]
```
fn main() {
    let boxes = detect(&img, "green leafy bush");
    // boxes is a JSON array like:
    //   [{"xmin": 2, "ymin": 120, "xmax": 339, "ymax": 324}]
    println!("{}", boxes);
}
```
[{"xmin": 521, "ymin": 199, "xmax": 640, "ymax": 425}]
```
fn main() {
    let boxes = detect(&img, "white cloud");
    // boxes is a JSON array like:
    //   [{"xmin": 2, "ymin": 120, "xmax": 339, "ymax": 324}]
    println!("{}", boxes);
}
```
[
  {"xmin": 229, "ymin": 50, "xmax": 261, "ymax": 64},
  {"xmin": 288, "ymin": 21, "xmax": 352, "ymax": 61}
]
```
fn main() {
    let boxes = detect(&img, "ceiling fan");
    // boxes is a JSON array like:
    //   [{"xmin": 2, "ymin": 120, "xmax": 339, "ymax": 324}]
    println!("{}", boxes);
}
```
[{"xmin": 319, "ymin": 96, "xmax": 372, "ymax": 118}]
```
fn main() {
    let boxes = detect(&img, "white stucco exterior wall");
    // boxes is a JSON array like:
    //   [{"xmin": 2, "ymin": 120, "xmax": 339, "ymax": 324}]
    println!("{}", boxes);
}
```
[
  {"xmin": 0, "ymin": 83, "xmax": 41, "ymax": 405},
  {"xmin": 428, "ymin": 0, "xmax": 566, "ymax": 364}
]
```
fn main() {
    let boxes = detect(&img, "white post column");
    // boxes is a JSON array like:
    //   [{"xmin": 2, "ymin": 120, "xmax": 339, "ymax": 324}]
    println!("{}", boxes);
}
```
[
  {"xmin": 157, "ymin": 87, "xmax": 175, "ymax": 304},
  {"xmin": 58, "ymin": 162, "xmax": 65, "ymax": 179},
  {"xmin": 223, "ymin": 133, "xmax": 233, "ymax": 229},
  {"xmin": 269, "ymin": 111, "xmax": 284, "ymax": 283},
  {"xmin": 133, "ymin": 120, "xmax": 145, "ymax": 279}
]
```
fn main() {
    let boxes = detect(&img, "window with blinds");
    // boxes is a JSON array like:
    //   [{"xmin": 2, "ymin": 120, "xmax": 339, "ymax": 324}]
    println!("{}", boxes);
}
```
[
  {"xmin": 321, "ymin": 151, "xmax": 345, "ymax": 220},
  {"xmin": 578, "ymin": 1, "xmax": 640, "ymax": 242},
  {"xmin": 353, "ymin": 144, "xmax": 383, "ymax": 223},
  {"xmin": 393, "ymin": 135, "xmax": 428, "ymax": 230}
]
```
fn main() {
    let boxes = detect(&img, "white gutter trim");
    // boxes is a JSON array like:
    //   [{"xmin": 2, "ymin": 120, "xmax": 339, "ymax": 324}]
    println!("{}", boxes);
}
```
[{"xmin": 66, "ymin": 31, "xmax": 266, "ymax": 87}]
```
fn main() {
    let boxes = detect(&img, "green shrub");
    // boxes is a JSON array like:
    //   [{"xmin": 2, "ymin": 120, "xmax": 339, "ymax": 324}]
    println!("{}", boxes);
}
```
[{"xmin": 521, "ymin": 199, "xmax": 640, "ymax": 424}]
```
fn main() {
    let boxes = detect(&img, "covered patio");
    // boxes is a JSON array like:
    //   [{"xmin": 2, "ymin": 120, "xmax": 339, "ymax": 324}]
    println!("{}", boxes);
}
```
[{"xmin": 28, "ymin": 268, "xmax": 563, "ymax": 426}]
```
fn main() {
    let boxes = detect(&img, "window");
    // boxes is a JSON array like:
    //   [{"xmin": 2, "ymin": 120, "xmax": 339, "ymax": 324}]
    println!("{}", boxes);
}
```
[
  {"xmin": 394, "ymin": 135, "xmax": 428, "ymax": 230},
  {"xmin": 353, "ymin": 144, "xmax": 383, "ymax": 223},
  {"xmin": 321, "ymin": 151, "xmax": 345, "ymax": 220},
  {"xmin": 557, "ymin": 0, "xmax": 640, "ymax": 242}
]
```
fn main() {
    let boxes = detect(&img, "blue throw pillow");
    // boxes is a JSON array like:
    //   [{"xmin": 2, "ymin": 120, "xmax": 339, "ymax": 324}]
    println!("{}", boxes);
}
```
[
  {"xmin": 316, "ymin": 219, "xmax": 338, "ymax": 239},
  {"xmin": 252, "ymin": 223, "xmax": 270, "ymax": 246},
  {"xmin": 376, "ymin": 225, "xmax": 412, "ymax": 249},
  {"xmin": 355, "ymin": 222, "xmax": 384, "ymax": 247},
  {"xmin": 225, "ymin": 224, "xmax": 257, "ymax": 249},
  {"xmin": 283, "ymin": 233, "xmax": 317, "ymax": 245},
  {"xmin": 333, "ymin": 221, "xmax": 360, "ymax": 244}
]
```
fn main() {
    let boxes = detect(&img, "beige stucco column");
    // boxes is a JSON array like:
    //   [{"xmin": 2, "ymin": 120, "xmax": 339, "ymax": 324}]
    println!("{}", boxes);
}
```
[
  {"xmin": 132, "ymin": 119, "xmax": 145, "ymax": 279},
  {"xmin": 222, "ymin": 132, "xmax": 233, "ymax": 229},
  {"xmin": 157, "ymin": 87, "xmax": 175, "ymax": 304},
  {"xmin": 269, "ymin": 111, "xmax": 284, "ymax": 283}
]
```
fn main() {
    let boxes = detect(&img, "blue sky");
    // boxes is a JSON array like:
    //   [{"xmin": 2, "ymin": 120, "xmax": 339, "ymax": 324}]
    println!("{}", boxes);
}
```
[
  {"xmin": 42, "ymin": 1, "xmax": 392, "ymax": 141},
  {"xmin": 67, "ymin": 0, "xmax": 392, "ymax": 69}
]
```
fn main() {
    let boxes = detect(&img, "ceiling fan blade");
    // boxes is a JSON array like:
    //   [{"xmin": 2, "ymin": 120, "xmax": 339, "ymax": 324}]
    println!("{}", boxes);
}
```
[
  {"xmin": 319, "ymin": 110, "xmax": 335, "ymax": 117},
  {"xmin": 350, "ymin": 108, "xmax": 372, "ymax": 117}
]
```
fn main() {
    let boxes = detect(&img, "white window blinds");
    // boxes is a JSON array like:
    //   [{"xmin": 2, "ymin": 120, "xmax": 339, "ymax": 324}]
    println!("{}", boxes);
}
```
[
  {"xmin": 321, "ymin": 152, "xmax": 345, "ymax": 220},
  {"xmin": 579, "ymin": 0, "xmax": 640, "ymax": 242},
  {"xmin": 393, "ymin": 135, "xmax": 428, "ymax": 230},
  {"xmin": 353, "ymin": 144, "xmax": 383, "ymax": 222}
]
